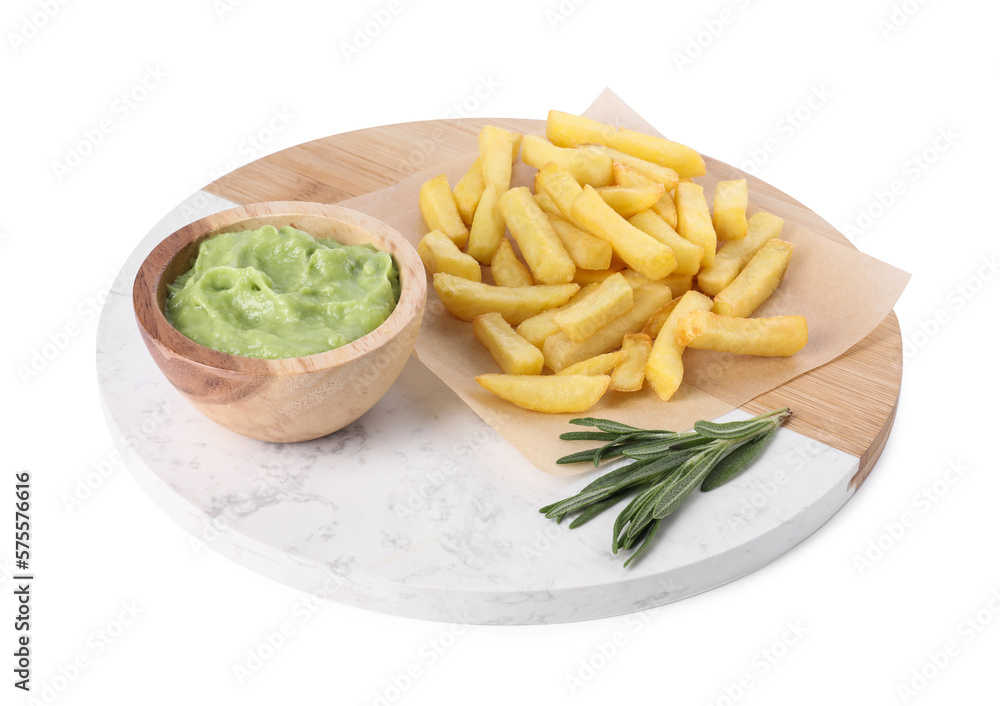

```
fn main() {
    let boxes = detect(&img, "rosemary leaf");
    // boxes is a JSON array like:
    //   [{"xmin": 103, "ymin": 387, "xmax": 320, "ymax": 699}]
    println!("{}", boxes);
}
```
[
  {"xmin": 569, "ymin": 418, "xmax": 652, "ymax": 434},
  {"xmin": 558, "ymin": 431, "xmax": 621, "ymax": 442},
  {"xmin": 622, "ymin": 519, "xmax": 662, "ymax": 568},
  {"xmin": 700, "ymin": 425, "xmax": 779, "ymax": 492},
  {"xmin": 541, "ymin": 408, "xmax": 791, "ymax": 568}
]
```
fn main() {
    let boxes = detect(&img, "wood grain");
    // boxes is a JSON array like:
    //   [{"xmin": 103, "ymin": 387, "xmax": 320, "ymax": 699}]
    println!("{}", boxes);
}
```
[{"xmin": 206, "ymin": 119, "xmax": 902, "ymax": 483}]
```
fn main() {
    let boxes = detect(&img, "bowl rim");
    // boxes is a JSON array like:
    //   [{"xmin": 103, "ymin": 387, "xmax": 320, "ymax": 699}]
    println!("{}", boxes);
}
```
[{"xmin": 132, "ymin": 201, "xmax": 426, "ymax": 375}]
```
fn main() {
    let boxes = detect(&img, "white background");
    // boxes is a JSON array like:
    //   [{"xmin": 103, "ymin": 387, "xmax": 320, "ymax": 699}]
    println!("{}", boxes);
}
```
[{"xmin": 3, "ymin": 0, "xmax": 999, "ymax": 704}]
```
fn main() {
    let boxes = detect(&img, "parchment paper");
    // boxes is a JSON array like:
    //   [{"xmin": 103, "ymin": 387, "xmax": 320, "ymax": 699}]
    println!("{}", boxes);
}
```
[{"xmin": 340, "ymin": 89, "xmax": 910, "ymax": 475}]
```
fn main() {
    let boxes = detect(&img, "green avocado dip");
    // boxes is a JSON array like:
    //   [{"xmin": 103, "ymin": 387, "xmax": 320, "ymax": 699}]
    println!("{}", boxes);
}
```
[{"xmin": 165, "ymin": 225, "xmax": 400, "ymax": 359}]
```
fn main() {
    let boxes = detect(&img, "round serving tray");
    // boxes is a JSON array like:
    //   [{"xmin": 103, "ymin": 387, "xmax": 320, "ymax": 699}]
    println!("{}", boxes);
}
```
[{"xmin": 96, "ymin": 118, "xmax": 901, "ymax": 624}]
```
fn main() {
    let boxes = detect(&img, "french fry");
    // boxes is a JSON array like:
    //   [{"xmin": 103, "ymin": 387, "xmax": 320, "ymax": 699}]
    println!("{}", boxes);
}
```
[
  {"xmin": 453, "ymin": 133, "xmax": 524, "ymax": 226},
  {"xmin": 452, "ymin": 158, "xmax": 486, "ymax": 227},
  {"xmin": 652, "ymin": 190, "xmax": 678, "ymax": 230},
  {"xmin": 510, "ymin": 133, "xmax": 523, "ymax": 160},
  {"xmin": 547, "ymin": 213, "xmax": 613, "ymax": 271},
  {"xmin": 542, "ymin": 284, "xmax": 673, "ymax": 372},
  {"xmin": 419, "ymin": 174, "xmax": 469, "ymax": 248},
  {"xmin": 553, "ymin": 272, "xmax": 634, "ymax": 343},
  {"xmin": 533, "ymin": 189, "xmax": 562, "ymax": 217},
  {"xmin": 712, "ymin": 239, "xmax": 793, "ymax": 317},
  {"xmin": 473, "ymin": 312, "xmax": 544, "ymax": 375},
  {"xmin": 624, "ymin": 269, "xmax": 694, "ymax": 293},
  {"xmin": 546, "ymin": 110, "xmax": 706, "ymax": 178},
  {"xmin": 644, "ymin": 290, "xmax": 713, "ymax": 401},
  {"xmin": 520, "ymin": 135, "xmax": 614, "ymax": 186},
  {"xmin": 611, "ymin": 161, "xmax": 648, "ymax": 186},
  {"xmin": 619, "ymin": 269, "xmax": 654, "ymax": 289},
  {"xmin": 588, "ymin": 146, "xmax": 680, "ymax": 190},
  {"xmin": 433, "ymin": 273, "xmax": 578, "ymax": 325},
  {"xmin": 610, "ymin": 333, "xmax": 652, "ymax": 391},
  {"xmin": 498, "ymin": 187, "xmax": 576, "ymax": 285},
  {"xmin": 612, "ymin": 162, "xmax": 678, "ymax": 228},
  {"xmin": 515, "ymin": 283, "xmax": 599, "ymax": 348},
  {"xmin": 417, "ymin": 229, "xmax": 482, "ymax": 282},
  {"xmin": 697, "ymin": 211, "xmax": 784, "ymax": 296},
  {"xmin": 536, "ymin": 189, "xmax": 602, "ymax": 249},
  {"xmin": 658, "ymin": 273, "xmax": 693, "ymax": 296},
  {"xmin": 572, "ymin": 266, "xmax": 626, "ymax": 288},
  {"xmin": 466, "ymin": 184, "xmax": 506, "ymax": 264},
  {"xmin": 675, "ymin": 310, "xmax": 808, "ymax": 356},
  {"xmin": 628, "ymin": 209, "xmax": 703, "ymax": 275},
  {"xmin": 465, "ymin": 127, "xmax": 516, "ymax": 264},
  {"xmin": 556, "ymin": 350, "xmax": 626, "ymax": 376},
  {"xmin": 475, "ymin": 374, "xmax": 610, "ymax": 414},
  {"xmin": 534, "ymin": 162, "xmax": 584, "ymax": 222},
  {"xmin": 712, "ymin": 179, "xmax": 748, "ymax": 240},
  {"xmin": 641, "ymin": 297, "xmax": 682, "ymax": 338},
  {"xmin": 573, "ymin": 268, "xmax": 666, "ymax": 290},
  {"xmin": 674, "ymin": 181, "xmax": 717, "ymax": 268},
  {"xmin": 490, "ymin": 238, "xmax": 534, "ymax": 287},
  {"xmin": 596, "ymin": 184, "xmax": 665, "ymax": 218},
  {"xmin": 570, "ymin": 185, "xmax": 677, "ymax": 281},
  {"xmin": 479, "ymin": 125, "xmax": 514, "ymax": 192}
]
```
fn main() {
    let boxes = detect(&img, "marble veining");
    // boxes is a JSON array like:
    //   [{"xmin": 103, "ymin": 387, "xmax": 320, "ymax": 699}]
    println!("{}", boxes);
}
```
[{"xmin": 97, "ymin": 190, "xmax": 862, "ymax": 624}]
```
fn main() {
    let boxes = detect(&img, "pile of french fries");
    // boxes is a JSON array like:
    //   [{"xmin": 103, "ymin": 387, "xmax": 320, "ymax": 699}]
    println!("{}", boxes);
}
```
[{"xmin": 417, "ymin": 110, "xmax": 808, "ymax": 414}]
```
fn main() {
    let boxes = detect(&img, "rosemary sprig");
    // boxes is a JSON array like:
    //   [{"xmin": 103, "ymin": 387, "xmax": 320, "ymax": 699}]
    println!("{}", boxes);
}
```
[{"xmin": 540, "ymin": 407, "xmax": 791, "ymax": 568}]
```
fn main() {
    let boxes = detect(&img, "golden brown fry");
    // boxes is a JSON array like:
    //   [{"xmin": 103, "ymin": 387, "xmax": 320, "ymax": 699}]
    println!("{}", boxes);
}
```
[
  {"xmin": 628, "ymin": 209, "xmax": 703, "ymax": 275},
  {"xmin": 553, "ymin": 272, "xmax": 634, "ymax": 343},
  {"xmin": 542, "ymin": 284, "xmax": 673, "ymax": 372},
  {"xmin": 588, "ymin": 146, "xmax": 680, "ymax": 190},
  {"xmin": 675, "ymin": 310, "xmax": 808, "ymax": 356},
  {"xmin": 612, "ymin": 161, "xmax": 644, "ymax": 186},
  {"xmin": 490, "ymin": 238, "xmax": 534, "ymax": 287},
  {"xmin": 479, "ymin": 125, "xmax": 514, "ymax": 192},
  {"xmin": 556, "ymin": 350, "xmax": 626, "ymax": 376},
  {"xmin": 456, "ymin": 135, "xmax": 523, "ymax": 226},
  {"xmin": 712, "ymin": 239, "xmax": 793, "ymax": 317},
  {"xmin": 657, "ymin": 272, "xmax": 693, "ymax": 296},
  {"xmin": 419, "ymin": 174, "xmax": 469, "ymax": 248},
  {"xmin": 712, "ymin": 179, "xmax": 748, "ymax": 240},
  {"xmin": 511, "ymin": 133, "xmax": 523, "ymax": 160},
  {"xmin": 473, "ymin": 312, "xmax": 544, "ymax": 375},
  {"xmin": 652, "ymin": 190, "xmax": 678, "ymax": 230},
  {"xmin": 674, "ymin": 181, "xmax": 716, "ymax": 268},
  {"xmin": 466, "ymin": 184, "xmax": 507, "ymax": 264},
  {"xmin": 612, "ymin": 162, "xmax": 678, "ymax": 228},
  {"xmin": 697, "ymin": 211, "xmax": 784, "ymax": 296},
  {"xmin": 610, "ymin": 333, "xmax": 652, "ymax": 391},
  {"xmin": 475, "ymin": 374, "xmax": 610, "ymax": 414},
  {"xmin": 498, "ymin": 187, "xmax": 576, "ymax": 285},
  {"xmin": 644, "ymin": 290, "xmax": 713, "ymax": 401},
  {"xmin": 533, "ymin": 190, "xmax": 561, "ymax": 217},
  {"xmin": 534, "ymin": 162, "xmax": 584, "ymax": 222},
  {"xmin": 546, "ymin": 212, "xmax": 613, "ymax": 271},
  {"xmin": 570, "ymin": 185, "xmax": 677, "ymax": 281},
  {"xmin": 546, "ymin": 110, "xmax": 705, "ymax": 178},
  {"xmin": 595, "ymin": 184, "xmax": 665, "ymax": 218},
  {"xmin": 521, "ymin": 135, "xmax": 614, "ymax": 186},
  {"xmin": 571, "ymin": 266, "xmax": 626, "ymax": 288},
  {"xmin": 417, "ymin": 229, "xmax": 482, "ymax": 282},
  {"xmin": 641, "ymin": 297, "xmax": 682, "ymax": 338},
  {"xmin": 618, "ymin": 269, "xmax": 654, "ymax": 289},
  {"xmin": 452, "ymin": 158, "xmax": 485, "ymax": 227},
  {"xmin": 432, "ymin": 273, "xmax": 578, "ymax": 325},
  {"xmin": 515, "ymin": 283, "xmax": 599, "ymax": 348}
]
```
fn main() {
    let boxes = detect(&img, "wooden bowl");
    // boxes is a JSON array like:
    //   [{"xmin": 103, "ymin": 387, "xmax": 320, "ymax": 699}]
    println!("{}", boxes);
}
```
[{"xmin": 133, "ymin": 201, "xmax": 426, "ymax": 443}]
